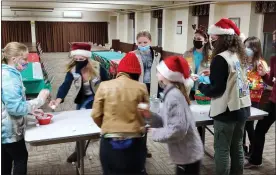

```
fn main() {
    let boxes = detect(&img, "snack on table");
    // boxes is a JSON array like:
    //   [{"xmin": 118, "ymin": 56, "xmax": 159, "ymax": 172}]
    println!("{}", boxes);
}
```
[{"xmin": 194, "ymin": 90, "xmax": 211, "ymax": 105}]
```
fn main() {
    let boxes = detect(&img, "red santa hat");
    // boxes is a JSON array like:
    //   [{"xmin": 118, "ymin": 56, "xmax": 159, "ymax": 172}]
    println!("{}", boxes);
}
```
[
  {"xmin": 208, "ymin": 18, "xmax": 246, "ymax": 42},
  {"xmin": 156, "ymin": 56, "xmax": 194, "ymax": 92},
  {"xmin": 70, "ymin": 43, "xmax": 91, "ymax": 58}
]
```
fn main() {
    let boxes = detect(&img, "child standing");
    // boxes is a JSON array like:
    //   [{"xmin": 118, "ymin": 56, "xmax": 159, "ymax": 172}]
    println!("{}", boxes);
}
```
[
  {"xmin": 2, "ymin": 42, "xmax": 50, "ymax": 175},
  {"xmin": 243, "ymin": 36, "xmax": 268, "ymax": 157},
  {"xmin": 140, "ymin": 56, "xmax": 203, "ymax": 175}
]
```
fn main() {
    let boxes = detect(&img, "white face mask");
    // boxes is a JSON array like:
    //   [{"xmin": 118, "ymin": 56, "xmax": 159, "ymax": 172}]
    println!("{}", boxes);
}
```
[{"xmin": 158, "ymin": 81, "xmax": 166, "ymax": 89}]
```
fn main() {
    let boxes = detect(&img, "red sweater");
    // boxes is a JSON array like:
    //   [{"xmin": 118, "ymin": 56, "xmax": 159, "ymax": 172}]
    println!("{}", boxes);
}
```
[{"xmin": 262, "ymin": 55, "xmax": 276, "ymax": 103}]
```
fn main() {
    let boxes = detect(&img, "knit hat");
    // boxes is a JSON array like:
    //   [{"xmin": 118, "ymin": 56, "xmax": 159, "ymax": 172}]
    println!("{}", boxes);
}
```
[
  {"xmin": 117, "ymin": 52, "xmax": 141, "ymax": 74},
  {"xmin": 156, "ymin": 56, "xmax": 194, "ymax": 91},
  {"xmin": 208, "ymin": 18, "xmax": 246, "ymax": 42},
  {"xmin": 71, "ymin": 43, "xmax": 91, "ymax": 58}
]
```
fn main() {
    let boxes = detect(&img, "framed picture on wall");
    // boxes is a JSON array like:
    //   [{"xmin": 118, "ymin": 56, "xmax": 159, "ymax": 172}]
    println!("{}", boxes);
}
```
[{"xmin": 229, "ymin": 18, "xmax": 240, "ymax": 28}]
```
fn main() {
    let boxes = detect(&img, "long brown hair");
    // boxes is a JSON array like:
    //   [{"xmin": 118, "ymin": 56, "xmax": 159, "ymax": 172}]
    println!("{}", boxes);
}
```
[
  {"xmin": 244, "ymin": 36, "xmax": 263, "ymax": 71},
  {"xmin": 211, "ymin": 34, "xmax": 247, "ymax": 67},
  {"xmin": 66, "ymin": 58, "xmax": 98, "ymax": 80},
  {"xmin": 172, "ymin": 82, "xmax": 191, "ymax": 105},
  {"xmin": 194, "ymin": 31, "xmax": 211, "ymax": 66}
]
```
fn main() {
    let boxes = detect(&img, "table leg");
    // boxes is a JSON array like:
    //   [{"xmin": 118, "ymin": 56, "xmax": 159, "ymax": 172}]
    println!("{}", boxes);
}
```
[
  {"xmin": 76, "ymin": 140, "xmax": 85, "ymax": 175},
  {"xmin": 79, "ymin": 140, "xmax": 85, "ymax": 175},
  {"xmin": 76, "ymin": 141, "xmax": 80, "ymax": 175}
]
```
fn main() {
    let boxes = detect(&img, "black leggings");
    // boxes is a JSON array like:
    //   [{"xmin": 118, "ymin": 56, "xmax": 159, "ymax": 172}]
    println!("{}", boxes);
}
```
[{"xmin": 2, "ymin": 139, "xmax": 28, "ymax": 175}]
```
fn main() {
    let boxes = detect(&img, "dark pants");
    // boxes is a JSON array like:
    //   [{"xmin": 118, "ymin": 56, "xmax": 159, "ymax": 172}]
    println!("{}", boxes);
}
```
[
  {"xmin": 243, "ymin": 102, "xmax": 259, "ymax": 154},
  {"xmin": 2, "ymin": 139, "xmax": 28, "ymax": 175},
  {"xmin": 249, "ymin": 101, "xmax": 276, "ymax": 165},
  {"xmin": 100, "ymin": 137, "xmax": 147, "ymax": 175},
  {"xmin": 214, "ymin": 119, "xmax": 246, "ymax": 175},
  {"xmin": 176, "ymin": 161, "xmax": 201, "ymax": 175}
]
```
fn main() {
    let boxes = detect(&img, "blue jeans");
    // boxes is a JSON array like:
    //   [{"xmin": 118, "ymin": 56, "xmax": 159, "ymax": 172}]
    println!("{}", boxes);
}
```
[{"xmin": 76, "ymin": 95, "xmax": 94, "ymax": 110}]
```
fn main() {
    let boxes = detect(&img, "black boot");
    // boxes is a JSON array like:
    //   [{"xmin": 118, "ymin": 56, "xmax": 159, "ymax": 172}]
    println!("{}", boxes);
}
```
[
  {"xmin": 67, "ymin": 151, "xmax": 86, "ymax": 163},
  {"xmin": 146, "ymin": 147, "xmax": 152, "ymax": 158},
  {"xmin": 67, "ymin": 152, "xmax": 77, "ymax": 163}
]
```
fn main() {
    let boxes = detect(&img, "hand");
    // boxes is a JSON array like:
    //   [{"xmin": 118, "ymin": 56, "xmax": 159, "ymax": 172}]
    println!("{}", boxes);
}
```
[
  {"xmin": 147, "ymin": 128, "xmax": 156, "ymax": 135},
  {"xmin": 257, "ymin": 63, "xmax": 267, "ymax": 76},
  {"xmin": 191, "ymin": 74, "xmax": 199, "ymax": 81},
  {"xmin": 202, "ymin": 70, "xmax": 210, "ymax": 76},
  {"xmin": 138, "ymin": 108, "xmax": 151, "ymax": 118},
  {"xmin": 48, "ymin": 98, "xmax": 61, "ymax": 109},
  {"xmin": 38, "ymin": 89, "xmax": 50, "ymax": 101}
]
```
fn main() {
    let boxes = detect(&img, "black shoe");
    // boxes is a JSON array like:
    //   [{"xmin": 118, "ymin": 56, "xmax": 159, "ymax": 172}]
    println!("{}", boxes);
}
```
[
  {"xmin": 146, "ymin": 152, "xmax": 152, "ymax": 158},
  {"xmin": 67, "ymin": 152, "xmax": 77, "ymax": 163},
  {"xmin": 67, "ymin": 151, "xmax": 86, "ymax": 163}
]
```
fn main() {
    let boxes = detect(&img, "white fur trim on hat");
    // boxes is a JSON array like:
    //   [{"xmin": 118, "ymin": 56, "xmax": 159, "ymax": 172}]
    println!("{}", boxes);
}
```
[
  {"xmin": 208, "ymin": 24, "xmax": 235, "ymax": 35},
  {"xmin": 71, "ymin": 49, "xmax": 91, "ymax": 58},
  {"xmin": 156, "ymin": 61, "xmax": 183, "ymax": 82},
  {"xmin": 239, "ymin": 33, "xmax": 246, "ymax": 42}
]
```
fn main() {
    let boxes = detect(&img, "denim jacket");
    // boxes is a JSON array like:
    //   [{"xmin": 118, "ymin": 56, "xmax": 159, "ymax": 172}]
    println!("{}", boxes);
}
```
[{"xmin": 1, "ymin": 64, "xmax": 45, "ymax": 144}]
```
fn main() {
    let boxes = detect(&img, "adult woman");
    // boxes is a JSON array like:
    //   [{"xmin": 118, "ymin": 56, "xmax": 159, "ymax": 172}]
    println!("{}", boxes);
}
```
[
  {"xmin": 243, "ymin": 36, "xmax": 268, "ymax": 156},
  {"xmin": 133, "ymin": 30, "xmax": 161, "ymax": 97},
  {"xmin": 184, "ymin": 25, "xmax": 212, "ymax": 98},
  {"xmin": 245, "ymin": 30, "xmax": 276, "ymax": 169},
  {"xmin": 199, "ymin": 18, "xmax": 251, "ymax": 175},
  {"xmin": 92, "ymin": 53, "xmax": 149, "ymax": 175},
  {"xmin": 49, "ymin": 43, "xmax": 107, "ymax": 162},
  {"xmin": 2, "ymin": 42, "xmax": 50, "ymax": 175}
]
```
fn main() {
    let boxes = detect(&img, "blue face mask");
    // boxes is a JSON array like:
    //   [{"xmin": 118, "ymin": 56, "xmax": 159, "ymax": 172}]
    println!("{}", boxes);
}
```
[
  {"xmin": 138, "ymin": 45, "xmax": 150, "ymax": 52},
  {"xmin": 245, "ymin": 47, "xmax": 254, "ymax": 57}
]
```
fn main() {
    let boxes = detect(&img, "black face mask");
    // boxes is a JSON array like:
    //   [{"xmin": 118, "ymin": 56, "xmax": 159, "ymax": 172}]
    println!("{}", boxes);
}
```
[
  {"xmin": 193, "ymin": 40, "xmax": 204, "ymax": 49},
  {"xmin": 75, "ymin": 59, "xmax": 88, "ymax": 70}
]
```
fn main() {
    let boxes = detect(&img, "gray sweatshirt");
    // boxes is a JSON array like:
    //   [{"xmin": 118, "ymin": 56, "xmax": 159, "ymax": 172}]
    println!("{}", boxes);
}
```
[{"xmin": 150, "ymin": 84, "xmax": 204, "ymax": 165}]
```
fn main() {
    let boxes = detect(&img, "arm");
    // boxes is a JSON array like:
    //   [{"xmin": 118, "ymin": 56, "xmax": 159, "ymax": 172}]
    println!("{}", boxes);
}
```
[
  {"xmin": 151, "ymin": 98, "xmax": 189, "ymax": 143},
  {"xmin": 198, "ymin": 55, "xmax": 229, "ymax": 98},
  {"xmin": 150, "ymin": 112, "xmax": 163, "ymax": 128},
  {"xmin": 56, "ymin": 72, "xmax": 74, "ymax": 101},
  {"xmin": 2, "ymin": 74, "xmax": 45, "ymax": 117},
  {"xmin": 198, "ymin": 75, "xmax": 210, "ymax": 84},
  {"xmin": 91, "ymin": 83, "xmax": 105, "ymax": 127},
  {"xmin": 262, "ymin": 57, "xmax": 275, "ymax": 86}
]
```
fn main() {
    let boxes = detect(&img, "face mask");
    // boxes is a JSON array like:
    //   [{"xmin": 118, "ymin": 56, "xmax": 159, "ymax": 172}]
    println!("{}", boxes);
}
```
[
  {"xmin": 75, "ymin": 59, "xmax": 88, "ymax": 70},
  {"xmin": 193, "ymin": 40, "xmax": 204, "ymax": 49},
  {"xmin": 138, "ymin": 45, "xmax": 150, "ymax": 52},
  {"xmin": 15, "ymin": 59, "xmax": 28, "ymax": 71},
  {"xmin": 245, "ymin": 47, "xmax": 254, "ymax": 57}
]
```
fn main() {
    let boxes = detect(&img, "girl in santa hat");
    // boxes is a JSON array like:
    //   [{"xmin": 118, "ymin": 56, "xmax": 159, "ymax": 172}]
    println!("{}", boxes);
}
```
[
  {"xmin": 49, "ymin": 43, "xmax": 108, "ymax": 163},
  {"xmin": 198, "ymin": 18, "xmax": 251, "ymax": 175},
  {"xmin": 139, "ymin": 56, "xmax": 202, "ymax": 175}
]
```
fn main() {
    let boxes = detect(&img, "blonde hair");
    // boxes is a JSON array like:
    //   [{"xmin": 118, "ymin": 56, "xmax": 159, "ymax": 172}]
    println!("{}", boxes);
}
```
[
  {"xmin": 136, "ymin": 30, "xmax": 152, "ymax": 41},
  {"xmin": 172, "ymin": 82, "xmax": 191, "ymax": 105},
  {"xmin": 2, "ymin": 42, "xmax": 28, "ymax": 64},
  {"xmin": 66, "ymin": 57, "xmax": 99, "ymax": 80}
]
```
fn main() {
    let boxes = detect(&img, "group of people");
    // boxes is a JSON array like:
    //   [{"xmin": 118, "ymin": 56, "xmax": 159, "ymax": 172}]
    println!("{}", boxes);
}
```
[{"xmin": 1, "ymin": 17, "xmax": 275, "ymax": 175}]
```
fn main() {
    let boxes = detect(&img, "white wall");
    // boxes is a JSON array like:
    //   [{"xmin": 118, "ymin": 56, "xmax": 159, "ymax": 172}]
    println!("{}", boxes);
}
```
[{"xmin": 109, "ymin": 16, "xmax": 117, "ymax": 44}]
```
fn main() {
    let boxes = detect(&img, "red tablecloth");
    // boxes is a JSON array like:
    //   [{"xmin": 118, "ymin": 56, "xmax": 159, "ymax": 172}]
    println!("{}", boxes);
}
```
[{"xmin": 27, "ymin": 53, "xmax": 40, "ymax": 62}]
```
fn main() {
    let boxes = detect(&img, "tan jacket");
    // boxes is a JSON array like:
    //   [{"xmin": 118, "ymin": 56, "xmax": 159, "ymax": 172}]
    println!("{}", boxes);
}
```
[
  {"xmin": 91, "ymin": 73, "xmax": 149, "ymax": 134},
  {"xmin": 210, "ymin": 51, "xmax": 251, "ymax": 117}
]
